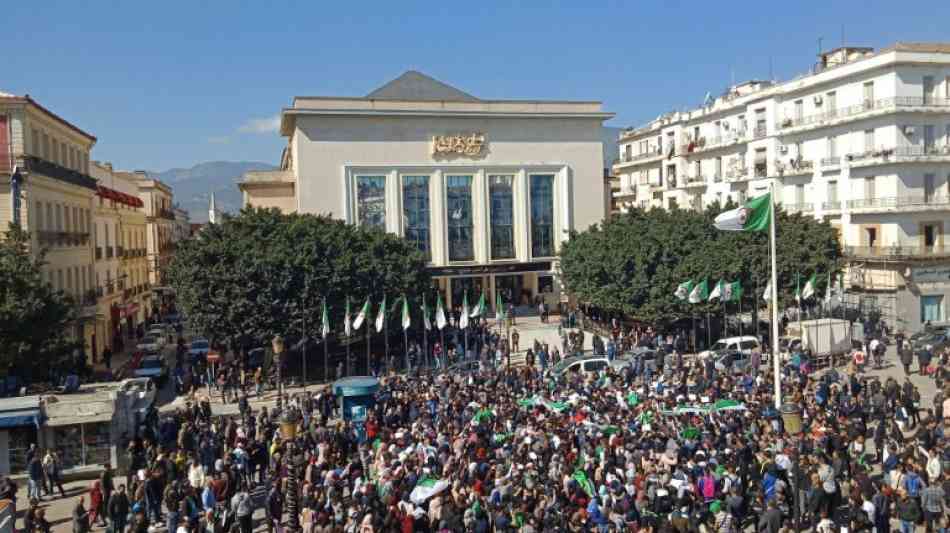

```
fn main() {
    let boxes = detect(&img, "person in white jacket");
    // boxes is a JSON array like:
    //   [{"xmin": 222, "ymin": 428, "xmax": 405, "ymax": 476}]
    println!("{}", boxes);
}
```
[{"xmin": 188, "ymin": 461, "xmax": 206, "ymax": 490}]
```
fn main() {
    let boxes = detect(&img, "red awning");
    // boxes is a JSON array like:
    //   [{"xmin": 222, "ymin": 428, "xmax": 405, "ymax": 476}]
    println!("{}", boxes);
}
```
[{"xmin": 97, "ymin": 185, "xmax": 143, "ymax": 208}]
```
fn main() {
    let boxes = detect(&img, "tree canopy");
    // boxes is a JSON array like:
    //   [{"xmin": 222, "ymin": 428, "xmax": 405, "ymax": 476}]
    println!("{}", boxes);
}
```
[
  {"xmin": 0, "ymin": 225, "xmax": 78, "ymax": 375},
  {"xmin": 558, "ymin": 203, "xmax": 842, "ymax": 325},
  {"xmin": 166, "ymin": 208, "xmax": 432, "ymax": 349}
]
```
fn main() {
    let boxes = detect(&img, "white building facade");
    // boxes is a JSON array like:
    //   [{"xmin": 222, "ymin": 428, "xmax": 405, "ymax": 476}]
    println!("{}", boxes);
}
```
[
  {"xmin": 613, "ymin": 43, "xmax": 950, "ymax": 332},
  {"xmin": 246, "ymin": 71, "xmax": 612, "ymax": 310}
]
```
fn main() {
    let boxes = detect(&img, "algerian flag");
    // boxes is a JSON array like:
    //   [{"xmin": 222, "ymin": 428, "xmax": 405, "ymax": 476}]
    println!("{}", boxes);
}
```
[
  {"xmin": 675, "ymin": 280, "xmax": 694, "ymax": 301},
  {"xmin": 708, "ymin": 279, "xmax": 725, "ymax": 302},
  {"xmin": 713, "ymin": 192, "xmax": 771, "ymax": 232},
  {"xmin": 409, "ymin": 477, "xmax": 450, "ymax": 505},
  {"xmin": 724, "ymin": 281, "xmax": 743, "ymax": 303},
  {"xmin": 801, "ymin": 273, "xmax": 817, "ymax": 301},
  {"xmin": 422, "ymin": 295, "xmax": 431, "ymax": 331},
  {"xmin": 495, "ymin": 293, "xmax": 506, "ymax": 320},
  {"xmin": 321, "ymin": 299, "xmax": 330, "ymax": 338},
  {"xmin": 824, "ymin": 272, "xmax": 833, "ymax": 307},
  {"xmin": 344, "ymin": 297, "xmax": 352, "ymax": 337},
  {"xmin": 470, "ymin": 292, "xmax": 486, "ymax": 318},
  {"xmin": 688, "ymin": 279, "xmax": 709, "ymax": 303},
  {"xmin": 435, "ymin": 293, "xmax": 446, "ymax": 330},
  {"xmin": 762, "ymin": 280, "xmax": 772, "ymax": 302},
  {"xmin": 459, "ymin": 293, "xmax": 469, "ymax": 329},
  {"xmin": 572, "ymin": 470, "xmax": 595, "ymax": 497},
  {"xmin": 712, "ymin": 399, "xmax": 746, "ymax": 412},
  {"xmin": 401, "ymin": 295, "xmax": 410, "ymax": 331},
  {"xmin": 352, "ymin": 298, "xmax": 370, "ymax": 330},
  {"xmin": 375, "ymin": 295, "xmax": 387, "ymax": 333},
  {"xmin": 471, "ymin": 407, "xmax": 493, "ymax": 424}
]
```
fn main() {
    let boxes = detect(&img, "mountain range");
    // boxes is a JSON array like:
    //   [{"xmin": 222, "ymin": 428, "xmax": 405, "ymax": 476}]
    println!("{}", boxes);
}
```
[{"xmin": 149, "ymin": 161, "xmax": 275, "ymax": 222}]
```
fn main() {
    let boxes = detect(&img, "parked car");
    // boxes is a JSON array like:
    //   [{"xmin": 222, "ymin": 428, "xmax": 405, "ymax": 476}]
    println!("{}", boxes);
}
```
[
  {"xmin": 118, "ymin": 377, "xmax": 157, "ymax": 406},
  {"xmin": 914, "ymin": 331, "xmax": 950, "ymax": 354},
  {"xmin": 134, "ymin": 355, "xmax": 169, "ymax": 385},
  {"xmin": 136, "ymin": 334, "xmax": 164, "ymax": 353},
  {"xmin": 699, "ymin": 336, "xmax": 761, "ymax": 358},
  {"xmin": 714, "ymin": 350, "xmax": 752, "ymax": 374},
  {"xmin": 148, "ymin": 324, "xmax": 175, "ymax": 344},
  {"xmin": 188, "ymin": 338, "xmax": 211, "ymax": 363},
  {"xmin": 552, "ymin": 355, "xmax": 630, "ymax": 377}
]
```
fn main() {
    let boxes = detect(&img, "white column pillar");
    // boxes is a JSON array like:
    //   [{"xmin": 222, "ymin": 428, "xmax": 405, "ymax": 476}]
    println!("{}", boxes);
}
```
[
  {"xmin": 386, "ymin": 170, "xmax": 400, "ymax": 235},
  {"xmin": 430, "ymin": 170, "xmax": 446, "ymax": 267},
  {"xmin": 472, "ymin": 169, "xmax": 488, "ymax": 264},
  {"xmin": 514, "ymin": 169, "xmax": 530, "ymax": 262}
]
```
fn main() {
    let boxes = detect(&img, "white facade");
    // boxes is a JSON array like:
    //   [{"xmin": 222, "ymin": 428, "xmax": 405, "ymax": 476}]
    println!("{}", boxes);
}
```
[
  {"xmin": 265, "ymin": 71, "xmax": 612, "ymax": 310},
  {"xmin": 613, "ymin": 43, "xmax": 950, "ymax": 332}
]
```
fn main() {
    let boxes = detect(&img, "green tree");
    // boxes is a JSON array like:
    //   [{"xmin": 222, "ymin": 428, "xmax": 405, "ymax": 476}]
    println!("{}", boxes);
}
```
[
  {"xmin": 0, "ymin": 225, "xmax": 78, "ymax": 376},
  {"xmin": 559, "ymin": 203, "xmax": 841, "ymax": 325},
  {"xmin": 165, "ymin": 208, "xmax": 431, "ymax": 350}
]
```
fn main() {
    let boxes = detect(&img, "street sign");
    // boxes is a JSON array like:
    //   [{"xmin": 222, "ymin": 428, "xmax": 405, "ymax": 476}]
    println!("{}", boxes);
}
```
[{"xmin": 206, "ymin": 351, "xmax": 221, "ymax": 363}]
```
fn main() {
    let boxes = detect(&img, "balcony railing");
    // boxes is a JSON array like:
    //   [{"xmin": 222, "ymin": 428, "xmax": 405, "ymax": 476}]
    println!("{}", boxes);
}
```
[
  {"xmin": 615, "ymin": 148, "xmax": 664, "ymax": 165},
  {"xmin": 11, "ymin": 155, "xmax": 98, "ymax": 191},
  {"xmin": 820, "ymin": 156, "xmax": 841, "ymax": 167},
  {"xmin": 845, "ymin": 245, "xmax": 950, "ymax": 259},
  {"xmin": 37, "ymin": 231, "xmax": 90, "ymax": 247},
  {"xmin": 116, "ymin": 246, "xmax": 124, "ymax": 258},
  {"xmin": 774, "ymin": 158, "xmax": 814, "ymax": 175},
  {"xmin": 846, "ymin": 196, "xmax": 950, "ymax": 210},
  {"xmin": 752, "ymin": 125, "xmax": 768, "ymax": 139},
  {"xmin": 782, "ymin": 202, "xmax": 814, "ymax": 213},
  {"xmin": 778, "ymin": 96, "xmax": 950, "ymax": 131},
  {"xmin": 847, "ymin": 144, "xmax": 950, "ymax": 163},
  {"xmin": 822, "ymin": 201, "xmax": 842, "ymax": 211},
  {"xmin": 724, "ymin": 167, "xmax": 750, "ymax": 181}
]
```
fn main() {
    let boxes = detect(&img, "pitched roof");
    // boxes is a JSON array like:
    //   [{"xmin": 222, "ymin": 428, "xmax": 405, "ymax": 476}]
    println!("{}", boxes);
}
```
[{"xmin": 366, "ymin": 70, "xmax": 480, "ymax": 102}]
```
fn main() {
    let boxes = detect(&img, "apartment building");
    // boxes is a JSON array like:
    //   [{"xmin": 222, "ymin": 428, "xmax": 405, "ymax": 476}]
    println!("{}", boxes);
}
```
[
  {"xmin": 0, "ymin": 92, "xmax": 99, "ymax": 355},
  {"xmin": 135, "ymin": 176, "xmax": 174, "ymax": 291},
  {"xmin": 612, "ymin": 42, "xmax": 950, "ymax": 332},
  {"xmin": 88, "ymin": 162, "xmax": 150, "ymax": 359}
]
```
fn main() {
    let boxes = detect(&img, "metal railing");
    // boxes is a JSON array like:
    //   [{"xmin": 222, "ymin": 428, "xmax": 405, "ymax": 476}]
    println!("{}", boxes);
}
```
[
  {"xmin": 37, "ymin": 231, "xmax": 89, "ymax": 247},
  {"xmin": 822, "ymin": 201, "xmax": 842, "ymax": 211},
  {"xmin": 752, "ymin": 125, "xmax": 768, "ymax": 139},
  {"xmin": 782, "ymin": 202, "xmax": 814, "ymax": 213},
  {"xmin": 846, "ymin": 196, "xmax": 950, "ymax": 209},
  {"xmin": 16, "ymin": 155, "xmax": 98, "ymax": 191},
  {"xmin": 820, "ymin": 156, "xmax": 841, "ymax": 167},
  {"xmin": 778, "ymin": 96, "xmax": 950, "ymax": 130},
  {"xmin": 724, "ymin": 167, "xmax": 751, "ymax": 181},
  {"xmin": 845, "ymin": 244, "xmax": 950, "ymax": 259},
  {"xmin": 615, "ymin": 148, "xmax": 663, "ymax": 164},
  {"xmin": 775, "ymin": 158, "xmax": 814, "ymax": 175}
]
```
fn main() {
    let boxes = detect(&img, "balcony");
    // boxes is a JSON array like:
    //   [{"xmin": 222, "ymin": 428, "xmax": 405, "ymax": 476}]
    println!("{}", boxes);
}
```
[
  {"xmin": 724, "ymin": 167, "xmax": 751, "ymax": 182},
  {"xmin": 820, "ymin": 156, "xmax": 842, "ymax": 167},
  {"xmin": 783, "ymin": 202, "xmax": 815, "ymax": 213},
  {"xmin": 611, "ymin": 186, "xmax": 636, "ymax": 198},
  {"xmin": 845, "ymin": 244, "xmax": 950, "ymax": 259},
  {"xmin": 846, "ymin": 195, "xmax": 950, "ymax": 212},
  {"xmin": 614, "ymin": 148, "xmax": 664, "ymax": 167},
  {"xmin": 37, "ymin": 231, "xmax": 90, "ymax": 247},
  {"xmin": 683, "ymin": 175, "xmax": 708, "ymax": 187},
  {"xmin": 777, "ymin": 96, "xmax": 950, "ymax": 134},
  {"xmin": 6, "ymin": 155, "xmax": 98, "ymax": 191},
  {"xmin": 774, "ymin": 158, "xmax": 814, "ymax": 176},
  {"xmin": 846, "ymin": 144, "xmax": 950, "ymax": 166},
  {"xmin": 752, "ymin": 125, "xmax": 768, "ymax": 139},
  {"xmin": 821, "ymin": 201, "xmax": 842, "ymax": 211}
]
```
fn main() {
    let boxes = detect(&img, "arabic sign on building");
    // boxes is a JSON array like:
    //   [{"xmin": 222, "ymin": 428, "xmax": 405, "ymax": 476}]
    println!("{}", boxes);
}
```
[
  {"xmin": 911, "ymin": 265, "xmax": 950, "ymax": 284},
  {"xmin": 432, "ymin": 133, "xmax": 486, "ymax": 157}
]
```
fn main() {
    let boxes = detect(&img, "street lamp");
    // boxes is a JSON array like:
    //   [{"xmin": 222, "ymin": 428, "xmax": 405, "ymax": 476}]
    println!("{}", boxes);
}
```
[
  {"xmin": 782, "ymin": 402, "xmax": 803, "ymax": 532},
  {"xmin": 272, "ymin": 334, "xmax": 285, "ymax": 410},
  {"xmin": 279, "ymin": 409, "xmax": 303, "ymax": 533}
]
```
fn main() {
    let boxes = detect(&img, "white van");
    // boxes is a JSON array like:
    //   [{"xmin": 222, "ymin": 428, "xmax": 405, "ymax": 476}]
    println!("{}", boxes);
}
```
[{"xmin": 700, "ymin": 335, "xmax": 761, "ymax": 358}]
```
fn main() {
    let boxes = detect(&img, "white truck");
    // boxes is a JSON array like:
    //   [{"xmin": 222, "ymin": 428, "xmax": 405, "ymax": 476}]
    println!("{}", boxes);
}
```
[{"xmin": 787, "ymin": 318, "xmax": 853, "ymax": 366}]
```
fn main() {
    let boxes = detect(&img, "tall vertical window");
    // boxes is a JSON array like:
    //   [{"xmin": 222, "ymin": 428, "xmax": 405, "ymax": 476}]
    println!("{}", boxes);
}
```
[
  {"xmin": 402, "ymin": 175, "xmax": 430, "ymax": 258},
  {"xmin": 446, "ymin": 175, "xmax": 473, "ymax": 261},
  {"xmin": 530, "ymin": 174, "xmax": 555, "ymax": 258},
  {"xmin": 356, "ymin": 176, "xmax": 386, "ymax": 230},
  {"xmin": 489, "ymin": 175, "xmax": 515, "ymax": 259}
]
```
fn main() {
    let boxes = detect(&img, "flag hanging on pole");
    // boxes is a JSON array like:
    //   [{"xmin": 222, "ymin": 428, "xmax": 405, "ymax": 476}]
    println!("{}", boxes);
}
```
[
  {"xmin": 435, "ymin": 293, "xmax": 446, "ymax": 330},
  {"xmin": 401, "ymin": 295, "xmax": 410, "ymax": 330},
  {"xmin": 762, "ymin": 279, "xmax": 772, "ymax": 301},
  {"xmin": 688, "ymin": 279, "xmax": 709, "ymax": 303},
  {"xmin": 352, "ymin": 298, "xmax": 370, "ymax": 330},
  {"xmin": 422, "ymin": 295, "xmax": 431, "ymax": 331},
  {"xmin": 726, "ymin": 281, "xmax": 743, "ymax": 303},
  {"xmin": 375, "ymin": 295, "xmax": 387, "ymax": 333},
  {"xmin": 824, "ymin": 272, "xmax": 833, "ymax": 307},
  {"xmin": 794, "ymin": 273, "xmax": 802, "ymax": 303},
  {"xmin": 495, "ymin": 293, "xmax": 506, "ymax": 320},
  {"xmin": 470, "ymin": 292, "xmax": 486, "ymax": 318},
  {"xmin": 801, "ymin": 273, "xmax": 817, "ymax": 300},
  {"xmin": 321, "ymin": 299, "xmax": 330, "ymax": 338},
  {"xmin": 708, "ymin": 279, "xmax": 725, "ymax": 302},
  {"xmin": 675, "ymin": 280, "xmax": 694, "ymax": 301},
  {"xmin": 344, "ymin": 297, "xmax": 352, "ymax": 337},
  {"xmin": 713, "ymin": 193, "xmax": 772, "ymax": 232},
  {"xmin": 459, "ymin": 293, "xmax": 469, "ymax": 329}
]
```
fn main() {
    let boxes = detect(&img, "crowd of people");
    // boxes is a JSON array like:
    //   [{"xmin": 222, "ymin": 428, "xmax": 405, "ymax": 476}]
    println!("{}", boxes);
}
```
[{"xmin": 9, "ymin": 315, "xmax": 950, "ymax": 533}]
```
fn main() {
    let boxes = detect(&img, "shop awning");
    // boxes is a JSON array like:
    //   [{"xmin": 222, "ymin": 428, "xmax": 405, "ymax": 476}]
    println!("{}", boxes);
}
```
[
  {"xmin": 0, "ymin": 397, "xmax": 43, "ymax": 427},
  {"xmin": 46, "ymin": 412, "xmax": 112, "ymax": 427}
]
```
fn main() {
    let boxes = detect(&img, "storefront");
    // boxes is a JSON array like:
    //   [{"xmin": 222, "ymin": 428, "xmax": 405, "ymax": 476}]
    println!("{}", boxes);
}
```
[
  {"xmin": 0, "ymin": 397, "xmax": 43, "ymax": 475},
  {"xmin": 43, "ymin": 392, "xmax": 117, "ymax": 472}
]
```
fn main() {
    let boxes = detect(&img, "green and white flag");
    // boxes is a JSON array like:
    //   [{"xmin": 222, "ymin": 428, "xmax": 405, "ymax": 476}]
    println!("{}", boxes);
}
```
[
  {"xmin": 435, "ymin": 293, "xmax": 446, "ymax": 330},
  {"xmin": 824, "ymin": 272, "xmax": 834, "ymax": 307},
  {"xmin": 708, "ymin": 279, "xmax": 725, "ymax": 302},
  {"xmin": 409, "ymin": 477, "xmax": 450, "ymax": 505},
  {"xmin": 762, "ymin": 280, "xmax": 772, "ymax": 302},
  {"xmin": 422, "ymin": 295, "xmax": 431, "ymax": 331},
  {"xmin": 675, "ymin": 280, "xmax": 694, "ymax": 301},
  {"xmin": 459, "ymin": 293, "xmax": 469, "ymax": 329},
  {"xmin": 688, "ymin": 279, "xmax": 709, "ymax": 303},
  {"xmin": 375, "ymin": 295, "xmax": 387, "ymax": 333},
  {"xmin": 344, "ymin": 297, "xmax": 352, "ymax": 337},
  {"xmin": 794, "ymin": 273, "xmax": 802, "ymax": 303},
  {"xmin": 352, "ymin": 298, "xmax": 370, "ymax": 331},
  {"xmin": 723, "ymin": 281, "xmax": 743, "ymax": 303},
  {"xmin": 713, "ymin": 192, "xmax": 771, "ymax": 232},
  {"xmin": 321, "ymin": 299, "xmax": 330, "ymax": 338},
  {"xmin": 801, "ymin": 273, "xmax": 817, "ymax": 301},
  {"xmin": 495, "ymin": 293, "xmax": 506, "ymax": 320},
  {"xmin": 470, "ymin": 292, "xmax": 486, "ymax": 318},
  {"xmin": 401, "ymin": 295, "xmax": 410, "ymax": 331}
]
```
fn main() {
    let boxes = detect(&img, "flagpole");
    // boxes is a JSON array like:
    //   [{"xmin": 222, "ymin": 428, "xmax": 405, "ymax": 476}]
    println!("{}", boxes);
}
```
[
  {"xmin": 364, "ymin": 316, "xmax": 369, "ymax": 377},
  {"xmin": 345, "ymin": 298, "xmax": 351, "ymax": 380},
  {"xmin": 384, "ymin": 304, "xmax": 389, "ymax": 374},
  {"xmin": 721, "ymin": 297, "xmax": 727, "ymax": 339},
  {"xmin": 706, "ymin": 312, "xmax": 711, "ymax": 348},
  {"xmin": 768, "ymin": 184, "xmax": 782, "ymax": 410},
  {"xmin": 423, "ymin": 322, "xmax": 429, "ymax": 371},
  {"xmin": 738, "ymin": 290, "xmax": 744, "ymax": 337}
]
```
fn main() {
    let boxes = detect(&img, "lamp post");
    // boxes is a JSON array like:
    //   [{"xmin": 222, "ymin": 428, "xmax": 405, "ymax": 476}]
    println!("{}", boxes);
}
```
[
  {"xmin": 781, "ymin": 402, "xmax": 803, "ymax": 532},
  {"xmin": 279, "ymin": 409, "xmax": 302, "ymax": 533},
  {"xmin": 272, "ymin": 334, "xmax": 285, "ymax": 411}
]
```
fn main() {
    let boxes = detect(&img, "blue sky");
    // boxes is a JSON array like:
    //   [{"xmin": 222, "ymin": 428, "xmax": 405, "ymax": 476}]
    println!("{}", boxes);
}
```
[{"xmin": 2, "ymin": 1, "xmax": 946, "ymax": 171}]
